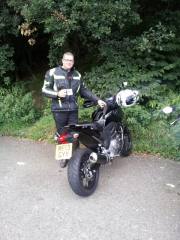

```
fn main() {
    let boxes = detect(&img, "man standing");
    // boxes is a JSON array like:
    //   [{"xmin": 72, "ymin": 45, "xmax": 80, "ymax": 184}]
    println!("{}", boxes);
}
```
[{"xmin": 42, "ymin": 52, "xmax": 106, "ymax": 166}]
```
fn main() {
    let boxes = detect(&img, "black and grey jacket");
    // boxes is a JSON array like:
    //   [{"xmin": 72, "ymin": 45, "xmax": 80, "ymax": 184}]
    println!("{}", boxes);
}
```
[{"xmin": 42, "ymin": 66, "xmax": 99, "ymax": 112}]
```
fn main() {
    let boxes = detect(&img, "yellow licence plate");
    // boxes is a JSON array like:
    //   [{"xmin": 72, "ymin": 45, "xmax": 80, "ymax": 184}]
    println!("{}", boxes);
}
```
[{"xmin": 55, "ymin": 143, "xmax": 73, "ymax": 160}]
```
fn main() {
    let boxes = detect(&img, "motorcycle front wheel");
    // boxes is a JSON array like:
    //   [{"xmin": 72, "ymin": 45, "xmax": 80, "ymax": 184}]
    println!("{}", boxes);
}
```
[
  {"xmin": 121, "ymin": 126, "xmax": 132, "ymax": 156},
  {"xmin": 67, "ymin": 148, "xmax": 100, "ymax": 197}
]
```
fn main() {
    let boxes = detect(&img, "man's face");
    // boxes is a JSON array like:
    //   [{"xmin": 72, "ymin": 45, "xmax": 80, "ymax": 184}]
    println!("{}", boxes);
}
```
[{"xmin": 62, "ymin": 54, "xmax": 74, "ymax": 70}]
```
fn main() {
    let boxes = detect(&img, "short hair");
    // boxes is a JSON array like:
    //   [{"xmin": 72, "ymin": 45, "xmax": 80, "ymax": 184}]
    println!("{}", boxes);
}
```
[{"xmin": 63, "ymin": 52, "xmax": 74, "ymax": 59}]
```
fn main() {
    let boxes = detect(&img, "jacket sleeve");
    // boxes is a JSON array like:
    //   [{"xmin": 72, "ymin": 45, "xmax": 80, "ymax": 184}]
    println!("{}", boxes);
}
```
[
  {"xmin": 79, "ymin": 80, "xmax": 100, "ymax": 103},
  {"xmin": 42, "ymin": 69, "xmax": 58, "ymax": 99}
]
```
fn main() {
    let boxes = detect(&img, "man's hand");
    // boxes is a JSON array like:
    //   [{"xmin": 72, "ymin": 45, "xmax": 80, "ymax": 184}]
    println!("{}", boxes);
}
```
[
  {"xmin": 57, "ymin": 89, "xmax": 66, "ymax": 98},
  {"xmin": 98, "ymin": 99, "xmax": 106, "ymax": 108}
]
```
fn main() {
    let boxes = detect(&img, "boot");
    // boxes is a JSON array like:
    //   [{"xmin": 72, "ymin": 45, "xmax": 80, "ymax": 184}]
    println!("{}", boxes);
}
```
[{"xmin": 59, "ymin": 159, "xmax": 68, "ymax": 168}]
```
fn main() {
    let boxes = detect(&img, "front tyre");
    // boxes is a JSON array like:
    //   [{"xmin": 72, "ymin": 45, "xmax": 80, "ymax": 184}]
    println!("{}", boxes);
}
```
[
  {"xmin": 121, "ymin": 127, "xmax": 132, "ymax": 156},
  {"xmin": 68, "ymin": 148, "xmax": 100, "ymax": 197}
]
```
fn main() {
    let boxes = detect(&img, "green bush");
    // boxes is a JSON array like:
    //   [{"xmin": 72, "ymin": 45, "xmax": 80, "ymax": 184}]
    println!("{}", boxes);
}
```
[
  {"xmin": 0, "ymin": 45, "xmax": 14, "ymax": 84},
  {"xmin": 123, "ymin": 103, "xmax": 180, "ymax": 161},
  {"xmin": 0, "ymin": 85, "xmax": 40, "ymax": 125},
  {"xmin": 133, "ymin": 121, "xmax": 180, "ymax": 161}
]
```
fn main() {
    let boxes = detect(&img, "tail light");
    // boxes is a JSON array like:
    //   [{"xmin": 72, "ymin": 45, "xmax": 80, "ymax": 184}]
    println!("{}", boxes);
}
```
[{"xmin": 57, "ymin": 132, "xmax": 79, "ymax": 144}]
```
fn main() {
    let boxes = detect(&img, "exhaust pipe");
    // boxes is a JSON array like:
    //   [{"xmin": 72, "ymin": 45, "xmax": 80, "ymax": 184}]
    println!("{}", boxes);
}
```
[{"xmin": 89, "ymin": 152, "xmax": 109, "ymax": 165}]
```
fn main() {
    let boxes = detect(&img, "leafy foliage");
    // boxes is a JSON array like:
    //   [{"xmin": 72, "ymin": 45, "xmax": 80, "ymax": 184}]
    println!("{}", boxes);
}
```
[
  {"xmin": 8, "ymin": 0, "xmax": 140, "ymax": 65},
  {"xmin": 0, "ymin": 45, "xmax": 14, "ymax": 84},
  {"xmin": 0, "ymin": 85, "xmax": 40, "ymax": 124},
  {"xmin": 133, "ymin": 120, "xmax": 180, "ymax": 160},
  {"xmin": 84, "ymin": 20, "xmax": 180, "ymax": 112},
  {"xmin": 0, "ymin": 0, "xmax": 180, "ymax": 159},
  {"xmin": 0, "ymin": 1, "xmax": 20, "ymax": 83}
]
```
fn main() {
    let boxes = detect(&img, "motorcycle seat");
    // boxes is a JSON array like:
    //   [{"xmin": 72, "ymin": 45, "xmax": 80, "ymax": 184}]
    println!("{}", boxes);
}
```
[{"xmin": 68, "ymin": 123, "xmax": 96, "ymax": 129}]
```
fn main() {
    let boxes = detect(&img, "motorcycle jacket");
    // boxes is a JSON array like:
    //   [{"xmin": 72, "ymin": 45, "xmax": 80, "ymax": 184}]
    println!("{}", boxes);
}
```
[{"xmin": 42, "ymin": 66, "xmax": 99, "ymax": 112}]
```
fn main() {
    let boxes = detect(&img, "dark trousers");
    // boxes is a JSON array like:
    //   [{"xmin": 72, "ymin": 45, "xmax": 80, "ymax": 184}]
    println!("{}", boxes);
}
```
[{"xmin": 53, "ymin": 111, "xmax": 78, "ymax": 134}]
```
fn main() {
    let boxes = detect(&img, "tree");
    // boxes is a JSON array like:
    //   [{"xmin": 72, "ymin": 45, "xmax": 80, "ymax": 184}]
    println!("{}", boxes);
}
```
[
  {"xmin": 0, "ymin": 0, "xmax": 19, "ymax": 84},
  {"xmin": 0, "ymin": 0, "xmax": 179, "ymax": 107}
]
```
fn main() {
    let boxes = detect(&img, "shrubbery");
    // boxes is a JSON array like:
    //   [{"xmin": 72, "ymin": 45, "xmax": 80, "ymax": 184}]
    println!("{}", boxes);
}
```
[
  {"xmin": 0, "ymin": 85, "xmax": 40, "ymax": 125},
  {"xmin": 0, "ymin": 0, "xmax": 179, "ymax": 160}
]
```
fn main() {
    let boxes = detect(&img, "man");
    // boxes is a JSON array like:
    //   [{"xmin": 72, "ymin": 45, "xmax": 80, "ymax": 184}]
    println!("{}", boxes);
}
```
[{"xmin": 42, "ymin": 52, "xmax": 106, "ymax": 167}]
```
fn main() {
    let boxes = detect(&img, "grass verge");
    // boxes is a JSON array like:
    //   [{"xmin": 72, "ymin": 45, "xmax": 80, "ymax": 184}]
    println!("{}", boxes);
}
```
[
  {"xmin": 132, "ymin": 121, "xmax": 180, "ymax": 161},
  {"xmin": 0, "ymin": 114, "xmax": 179, "ymax": 161}
]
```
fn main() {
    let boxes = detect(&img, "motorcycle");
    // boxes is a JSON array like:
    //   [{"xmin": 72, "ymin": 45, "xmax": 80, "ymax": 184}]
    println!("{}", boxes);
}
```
[{"xmin": 55, "ymin": 89, "xmax": 139, "ymax": 197}]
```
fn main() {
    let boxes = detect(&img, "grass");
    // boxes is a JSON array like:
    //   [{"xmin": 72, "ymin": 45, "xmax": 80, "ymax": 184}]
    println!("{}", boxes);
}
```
[
  {"xmin": 132, "ymin": 121, "xmax": 180, "ymax": 161},
  {"xmin": 22, "ymin": 115, "xmax": 55, "ymax": 142},
  {"xmin": 0, "ymin": 122, "xmax": 30, "ymax": 137},
  {"xmin": 0, "ymin": 114, "xmax": 179, "ymax": 161},
  {"xmin": 0, "ymin": 115, "xmax": 55, "ymax": 142}
]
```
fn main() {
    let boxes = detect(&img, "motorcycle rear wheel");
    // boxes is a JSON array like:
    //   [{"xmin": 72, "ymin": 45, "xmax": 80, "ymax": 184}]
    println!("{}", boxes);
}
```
[{"xmin": 68, "ymin": 148, "xmax": 100, "ymax": 197}]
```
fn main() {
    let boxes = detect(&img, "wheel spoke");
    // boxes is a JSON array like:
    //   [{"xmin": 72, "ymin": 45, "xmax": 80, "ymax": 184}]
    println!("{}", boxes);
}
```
[
  {"xmin": 80, "ymin": 162, "xmax": 97, "ymax": 189},
  {"xmin": 82, "ymin": 177, "xmax": 89, "ymax": 187}
]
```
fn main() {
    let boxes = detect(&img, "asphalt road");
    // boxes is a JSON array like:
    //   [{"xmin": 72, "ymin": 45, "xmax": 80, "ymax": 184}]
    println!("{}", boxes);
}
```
[{"xmin": 0, "ymin": 136, "xmax": 180, "ymax": 240}]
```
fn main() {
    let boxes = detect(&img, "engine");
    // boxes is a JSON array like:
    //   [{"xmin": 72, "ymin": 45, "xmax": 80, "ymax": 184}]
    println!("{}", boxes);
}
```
[{"xmin": 101, "ymin": 123, "xmax": 124, "ymax": 158}]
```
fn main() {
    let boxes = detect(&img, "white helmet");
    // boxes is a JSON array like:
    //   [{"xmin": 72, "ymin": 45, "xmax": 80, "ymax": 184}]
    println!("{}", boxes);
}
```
[{"xmin": 116, "ymin": 89, "xmax": 139, "ymax": 107}]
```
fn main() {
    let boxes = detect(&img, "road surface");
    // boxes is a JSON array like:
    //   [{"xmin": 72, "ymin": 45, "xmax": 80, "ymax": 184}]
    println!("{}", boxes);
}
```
[{"xmin": 0, "ymin": 136, "xmax": 180, "ymax": 240}]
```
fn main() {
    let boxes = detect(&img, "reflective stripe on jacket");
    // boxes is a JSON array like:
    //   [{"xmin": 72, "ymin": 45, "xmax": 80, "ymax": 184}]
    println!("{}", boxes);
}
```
[{"xmin": 42, "ymin": 66, "xmax": 99, "ymax": 111}]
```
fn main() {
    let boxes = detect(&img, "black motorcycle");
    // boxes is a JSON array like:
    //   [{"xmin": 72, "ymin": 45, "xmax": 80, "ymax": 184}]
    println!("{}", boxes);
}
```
[{"xmin": 55, "ymin": 89, "xmax": 139, "ymax": 197}]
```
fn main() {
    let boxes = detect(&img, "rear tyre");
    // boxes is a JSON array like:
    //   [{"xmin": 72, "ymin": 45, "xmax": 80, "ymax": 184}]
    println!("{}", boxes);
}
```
[
  {"xmin": 68, "ymin": 148, "xmax": 100, "ymax": 197},
  {"xmin": 121, "ymin": 127, "xmax": 132, "ymax": 156}
]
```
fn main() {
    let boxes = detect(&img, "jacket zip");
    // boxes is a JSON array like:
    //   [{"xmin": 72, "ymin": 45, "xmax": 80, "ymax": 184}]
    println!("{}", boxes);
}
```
[{"xmin": 67, "ymin": 73, "xmax": 71, "ymax": 110}]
